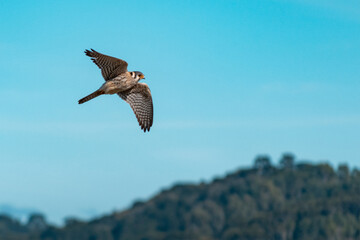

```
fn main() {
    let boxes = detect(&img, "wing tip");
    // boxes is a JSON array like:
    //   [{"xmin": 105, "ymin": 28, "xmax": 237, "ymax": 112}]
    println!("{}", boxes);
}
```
[
  {"xmin": 84, "ymin": 48, "xmax": 97, "ymax": 57},
  {"xmin": 139, "ymin": 121, "xmax": 151, "ymax": 132},
  {"xmin": 84, "ymin": 49, "xmax": 91, "ymax": 56}
]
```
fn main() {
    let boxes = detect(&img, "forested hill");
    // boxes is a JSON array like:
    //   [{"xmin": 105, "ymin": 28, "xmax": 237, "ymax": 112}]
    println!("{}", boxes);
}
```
[{"xmin": 2, "ymin": 154, "xmax": 360, "ymax": 240}]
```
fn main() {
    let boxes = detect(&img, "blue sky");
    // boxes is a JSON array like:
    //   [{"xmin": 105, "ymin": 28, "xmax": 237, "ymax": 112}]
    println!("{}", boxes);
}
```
[{"xmin": 0, "ymin": 0, "xmax": 359, "ymax": 224}]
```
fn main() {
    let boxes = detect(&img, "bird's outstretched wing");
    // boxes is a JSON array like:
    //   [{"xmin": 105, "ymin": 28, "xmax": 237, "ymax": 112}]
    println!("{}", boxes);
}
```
[
  {"xmin": 85, "ymin": 49, "xmax": 128, "ymax": 81},
  {"xmin": 118, "ymin": 83, "xmax": 153, "ymax": 132}
]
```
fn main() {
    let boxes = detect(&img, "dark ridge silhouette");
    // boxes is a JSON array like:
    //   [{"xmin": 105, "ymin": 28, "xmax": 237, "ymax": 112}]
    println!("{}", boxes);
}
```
[{"xmin": 2, "ymin": 154, "xmax": 360, "ymax": 240}]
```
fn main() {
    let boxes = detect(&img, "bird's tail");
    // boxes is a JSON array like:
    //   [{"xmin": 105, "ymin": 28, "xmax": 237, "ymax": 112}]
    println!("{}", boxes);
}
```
[{"xmin": 78, "ymin": 90, "xmax": 104, "ymax": 104}]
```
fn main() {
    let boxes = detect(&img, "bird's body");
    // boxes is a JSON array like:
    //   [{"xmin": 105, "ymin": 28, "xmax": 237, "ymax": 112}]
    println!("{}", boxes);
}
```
[
  {"xmin": 101, "ymin": 72, "xmax": 137, "ymax": 94},
  {"xmin": 78, "ymin": 49, "xmax": 153, "ymax": 132}
]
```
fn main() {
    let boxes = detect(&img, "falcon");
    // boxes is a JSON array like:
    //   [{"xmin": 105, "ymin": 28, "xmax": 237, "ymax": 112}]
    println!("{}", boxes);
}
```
[{"xmin": 78, "ymin": 49, "xmax": 153, "ymax": 132}]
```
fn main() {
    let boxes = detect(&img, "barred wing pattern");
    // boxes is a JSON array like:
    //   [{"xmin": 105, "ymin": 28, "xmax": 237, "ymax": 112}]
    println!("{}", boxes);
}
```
[
  {"xmin": 118, "ymin": 83, "xmax": 153, "ymax": 132},
  {"xmin": 85, "ymin": 49, "xmax": 128, "ymax": 81}
]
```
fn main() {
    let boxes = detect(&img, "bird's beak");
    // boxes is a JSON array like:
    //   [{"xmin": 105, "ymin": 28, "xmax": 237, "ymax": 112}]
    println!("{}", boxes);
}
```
[{"xmin": 141, "ymin": 75, "xmax": 145, "ymax": 79}]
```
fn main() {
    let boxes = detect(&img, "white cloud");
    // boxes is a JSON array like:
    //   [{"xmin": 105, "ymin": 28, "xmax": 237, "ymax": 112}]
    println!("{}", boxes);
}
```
[
  {"xmin": 275, "ymin": 0, "xmax": 360, "ymax": 21},
  {"xmin": 158, "ymin": 115, "xmax": 360, "ymax": 130}
]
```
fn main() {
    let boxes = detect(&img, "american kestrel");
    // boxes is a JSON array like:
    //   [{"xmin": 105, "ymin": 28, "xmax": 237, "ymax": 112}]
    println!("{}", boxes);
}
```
[{"xmin": 78, "ymin": 49, "xmax": 153, "ymax": 132}]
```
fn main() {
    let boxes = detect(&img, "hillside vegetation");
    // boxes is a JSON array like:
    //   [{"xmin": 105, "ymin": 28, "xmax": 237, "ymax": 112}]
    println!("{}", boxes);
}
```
[{"xmin": 2, "ymin": 154, "xmax": 360, "ymax": 240}]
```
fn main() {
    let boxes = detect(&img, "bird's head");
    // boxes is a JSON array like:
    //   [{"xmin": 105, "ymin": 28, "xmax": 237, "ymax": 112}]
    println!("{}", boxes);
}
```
[{"xmin": 133, "ymin": 71, "xmax": 145, "ymax": 82}]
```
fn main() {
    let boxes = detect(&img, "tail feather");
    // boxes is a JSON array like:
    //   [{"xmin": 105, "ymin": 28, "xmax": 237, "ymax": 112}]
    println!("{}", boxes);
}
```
[{"xmin": 78, "ymin": 90, "xmax": 104, "ymax": 104}]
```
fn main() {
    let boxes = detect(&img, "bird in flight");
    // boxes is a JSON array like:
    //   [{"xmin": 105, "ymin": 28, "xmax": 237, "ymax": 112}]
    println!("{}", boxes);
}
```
[{"xmin": 78, "ymin": 49, "xmax": 153, "ymax": 132}]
